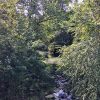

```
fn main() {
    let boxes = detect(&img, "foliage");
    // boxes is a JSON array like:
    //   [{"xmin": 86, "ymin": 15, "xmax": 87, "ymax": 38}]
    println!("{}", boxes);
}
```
[
  {"xmin": 60, "ymin": 0, "xmax": 100, "ymax": 100},
  {"xmin": 0, "ymin": 0, "xmax": 99, "ymax": 100},
  {"xmin": 0, "ymin": 0, "xmax": 54, "ymax": 100}
]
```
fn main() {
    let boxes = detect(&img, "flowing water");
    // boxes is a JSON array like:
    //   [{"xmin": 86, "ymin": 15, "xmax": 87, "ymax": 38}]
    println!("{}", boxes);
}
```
[{"xmin": 45, "ymin": 74, "xmax": 74, "ymax": 100}]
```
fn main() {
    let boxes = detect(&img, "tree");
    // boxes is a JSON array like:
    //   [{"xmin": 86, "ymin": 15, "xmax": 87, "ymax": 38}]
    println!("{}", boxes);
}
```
[
  {"xmin": 0, "ymin": 0, "xmax": 54, "ymax": 100},
  {"xmin": 60, "ymin": 0, "xmax": 100, "ymax": 99}
]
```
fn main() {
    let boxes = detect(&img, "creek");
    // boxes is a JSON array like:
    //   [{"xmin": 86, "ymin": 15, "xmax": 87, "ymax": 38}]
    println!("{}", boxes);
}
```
[{"xmin": 45, "ymin": 74, "xmax": 75, "ymax": 100}]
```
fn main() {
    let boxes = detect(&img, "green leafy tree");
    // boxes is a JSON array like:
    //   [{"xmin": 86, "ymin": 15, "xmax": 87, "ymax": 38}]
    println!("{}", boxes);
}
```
[
  {"xmin": 61, "ymin": 0, "xmax": 100, "ymax": 99},
  {"xmin": 0, "ymin": 0, "xmax": 54, "ymax": 100}
]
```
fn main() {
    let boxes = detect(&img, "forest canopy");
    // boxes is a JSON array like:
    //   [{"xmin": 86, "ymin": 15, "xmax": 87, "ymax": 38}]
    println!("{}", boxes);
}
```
[{"xmin": 0, "ymin": 0, "xmax": 100, "ymax": 100}]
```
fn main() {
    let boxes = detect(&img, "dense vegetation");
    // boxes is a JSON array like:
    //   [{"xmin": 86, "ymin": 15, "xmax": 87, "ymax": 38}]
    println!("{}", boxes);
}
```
[{"xmin": 0, "ymin": 0, "xmax": 99, "ymax": 100}]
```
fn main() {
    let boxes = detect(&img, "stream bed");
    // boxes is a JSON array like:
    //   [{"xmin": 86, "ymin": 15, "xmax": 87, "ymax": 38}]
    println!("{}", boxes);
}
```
[{"xmin": 45, "ymin": 74, "xmax": 77, "ymax": 100}]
